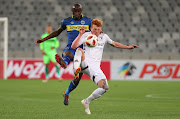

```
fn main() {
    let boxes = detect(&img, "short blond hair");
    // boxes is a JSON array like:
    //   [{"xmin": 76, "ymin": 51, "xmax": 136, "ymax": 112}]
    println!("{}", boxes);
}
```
[{"xmin": 91, "ymin": 19, "xmax": 103, "ymax": 27}]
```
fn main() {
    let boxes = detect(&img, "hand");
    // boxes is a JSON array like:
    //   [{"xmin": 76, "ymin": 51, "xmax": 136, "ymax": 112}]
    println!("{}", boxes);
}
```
[
  {"xmin": 79, "ymin": 26, "xmax": 85, "ymax": 35},
  {"xmin": 42, "ymin": 51, "xmax": 46, "ymax": 55},
  {"xmin": 128, "ymin": 44, "xmax": 139, "ymax": 49},
  {"xmin": 51, "ymin": 47, "xmax": 54, "ymax": 50},
  {"xmin": 36, "ymin": 39, "xmax": 44, "ymax": 44}
]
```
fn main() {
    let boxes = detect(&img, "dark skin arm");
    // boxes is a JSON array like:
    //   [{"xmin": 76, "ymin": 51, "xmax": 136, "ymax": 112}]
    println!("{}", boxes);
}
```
[{"xmin": 36, "ymin": 27, "xmax": 64, "ymax": 44}]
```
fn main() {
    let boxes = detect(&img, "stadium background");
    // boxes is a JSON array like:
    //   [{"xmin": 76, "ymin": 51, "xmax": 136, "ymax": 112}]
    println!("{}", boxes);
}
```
[
  {"xmin": 0, "ymin": 0, "xmax": 180, "ymax": 80},
  {"xmin": 0, "ymin": 0, "xmax": 180, "ymax": 119},
  {"xmin": 0, "ymin": 0, "xmax": 180, "ymax": 59}
]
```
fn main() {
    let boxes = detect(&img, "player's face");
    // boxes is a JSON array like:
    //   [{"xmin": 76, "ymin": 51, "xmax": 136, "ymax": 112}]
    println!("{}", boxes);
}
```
[
  {"xmin": 46, "ymin": 26, "xmax": 52, "ymax": 34},
  {"xmin": 91, "ymin": 24, "xmax": 102, "ymax": 37},
  {"xmin": 72, "ymin": 8, "xmax": 82, "ymax": 20}
]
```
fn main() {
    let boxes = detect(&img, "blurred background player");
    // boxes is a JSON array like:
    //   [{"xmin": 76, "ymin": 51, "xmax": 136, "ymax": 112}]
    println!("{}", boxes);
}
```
[
  {"xmin": 71, "ymin": 19, "xmax": 138, "ymax": 114},
  {"xmin": 36, "ymin": 4, "xmax": 92, "ymax": 104},
  {"xmin": 40, "ymin": 24, "xmax": 62, "ymax": 82}
]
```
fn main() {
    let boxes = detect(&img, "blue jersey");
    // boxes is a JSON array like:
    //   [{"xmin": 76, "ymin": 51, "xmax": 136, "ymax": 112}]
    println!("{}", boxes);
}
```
[{"xmin": 61, "ymin": 16, "xmax": 92, "ymax": 45}]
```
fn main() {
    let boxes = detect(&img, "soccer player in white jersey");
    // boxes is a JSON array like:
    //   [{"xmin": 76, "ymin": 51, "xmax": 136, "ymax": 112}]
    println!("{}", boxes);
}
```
[{"xmin": 71, "ymin": 19, "xmax": 138, "ymax": 114}]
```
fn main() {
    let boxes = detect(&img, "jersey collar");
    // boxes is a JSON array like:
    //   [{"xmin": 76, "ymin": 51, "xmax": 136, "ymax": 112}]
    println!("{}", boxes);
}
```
[{"xmin": 72, "ymin": 14, "xmax": 83, "ymax": 19}]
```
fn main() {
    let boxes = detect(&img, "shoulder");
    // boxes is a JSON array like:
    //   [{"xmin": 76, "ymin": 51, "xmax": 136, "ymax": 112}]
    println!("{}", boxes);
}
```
[
  {"xmin": 100, "ymin": 33, "xmax": 111, "ymax": 41},
  {"xmin": 84, "ymin": 31, "xmax": 91, "ymax": 35},
  {"xmin": 82, "ymin": 16, "xmax": 92, "ymax": 21},
  {"xmin": 41, "ymin": 33, "xmax": 46, "ymax": 36},
  {"xmin": 62, "ymin": 17, "xmax": 72, "ymax": 22},
  {"xmin": 84, "ymin": 32, "xmax": 91, "ymax": 35},
  {"xmin": 83, "ymin": 16, "xmax": 91, "ymax": 19},
  {"xmin": 64, "ymin": 17, "xmax": 72, "ymax": 20},
  {"xmin": 100, "ymin": 33, "xmax": 108, "ymax": 38},
  {"xmin": 41, "ymin": 33, "xmax": 47, "ymax": 37}
]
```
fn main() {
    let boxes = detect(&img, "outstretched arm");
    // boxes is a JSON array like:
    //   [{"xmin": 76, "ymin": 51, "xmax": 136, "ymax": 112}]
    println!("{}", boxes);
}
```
[
  {"xmin": 111, "ymin": 41, "xmax": 139, "ymax": 49},
  {"xmin": 36, "ymin": 27, "xmax": 64, "ymax": 44},
  {"xmin": 71, "ymin": 26, "xmax": 85, "ymax": 49}
]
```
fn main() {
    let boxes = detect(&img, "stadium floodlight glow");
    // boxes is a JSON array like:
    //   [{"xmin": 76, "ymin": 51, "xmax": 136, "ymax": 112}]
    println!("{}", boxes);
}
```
[{"xmin": 0, "ymin": 17, "xmax": 8, "ymax": 80}]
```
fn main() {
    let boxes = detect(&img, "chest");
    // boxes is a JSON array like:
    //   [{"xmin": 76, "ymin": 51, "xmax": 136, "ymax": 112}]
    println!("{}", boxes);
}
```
[
  {"xmin": 68, "ymin": 19, "xmax": 87, "ymax": 25},
  {"xmin": 96, "ymin": 36, "xmax": 106, "ymax": 48},
  {"xmin": 66, "ymin": 19, "xmax": 90, "ymax": 31}
]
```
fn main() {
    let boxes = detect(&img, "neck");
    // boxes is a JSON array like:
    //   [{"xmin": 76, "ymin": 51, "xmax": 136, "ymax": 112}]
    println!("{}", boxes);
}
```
[{"xmin": 73, "ymin": 15, "xmax": 82, "ymax": 20}]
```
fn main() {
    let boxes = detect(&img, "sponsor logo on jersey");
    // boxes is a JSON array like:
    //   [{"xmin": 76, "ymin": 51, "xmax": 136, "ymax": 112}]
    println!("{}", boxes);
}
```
[
  {"xmin": 81, "ymin": 20, "xmax": 85, "ymax": 24},
  {"xmin": 97, "ymin": 39, "xmax": 105, "ymax": 46},
  {"xmin": 70, "ymin": 21, "xmax": 74, "ymax": 24},
  {"xmin": 97, "ymin": 42, "xmax": 105, "ymax": 46},
  {"xmin": 66, "ymin": 25, "xmax": 89, "ymax": 31}
]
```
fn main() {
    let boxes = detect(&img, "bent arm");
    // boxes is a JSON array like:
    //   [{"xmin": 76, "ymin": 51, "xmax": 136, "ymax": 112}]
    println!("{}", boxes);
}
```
[
  {"xmin": 71, "ymin": 26, "xmax": 85, "ymax": 49},
  {"xmin": 71, "ymin": 34, "xmax": 83, "ymax": 49}
]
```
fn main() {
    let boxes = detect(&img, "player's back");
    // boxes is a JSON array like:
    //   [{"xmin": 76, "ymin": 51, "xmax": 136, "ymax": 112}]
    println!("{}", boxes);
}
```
[{"xmin": 61, "ymin": 16, "xmax": 92, "ymax": 45}]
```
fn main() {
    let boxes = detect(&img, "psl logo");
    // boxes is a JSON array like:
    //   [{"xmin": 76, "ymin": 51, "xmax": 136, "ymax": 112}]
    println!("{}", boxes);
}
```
[
  {"xmin": 140, "ymin": 63, "xmax": 180, "ymax": 79},
  {"xmin": 118, "ymin": 62, "xmax": 136, "ymax": 78}
]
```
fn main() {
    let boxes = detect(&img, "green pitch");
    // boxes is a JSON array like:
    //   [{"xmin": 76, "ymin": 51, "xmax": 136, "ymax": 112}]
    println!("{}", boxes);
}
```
[{"xmin": 0, "ymin": 79, "xmax": 180, "ymax": 119}]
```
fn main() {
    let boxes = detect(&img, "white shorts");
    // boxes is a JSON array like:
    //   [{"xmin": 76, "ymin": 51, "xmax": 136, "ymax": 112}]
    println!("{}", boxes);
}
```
[{"xmin": 80, "ymin": 60, "xmax": 107, "ymax": 84}]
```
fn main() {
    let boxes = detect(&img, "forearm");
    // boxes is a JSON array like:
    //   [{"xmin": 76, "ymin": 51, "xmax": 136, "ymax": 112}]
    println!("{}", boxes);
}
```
[
  {"xmin": 71, "ymin": 34, "xmax": 82, "ymax": 49},
  {"xmin": 42, "ymin": 31, "xmax": 60, "ymax": 41},
  {"xmin": 112, "ymin": 42, "xmax": 129, "ymax": 49},
  {"xmin": 112, "ymin": 41, "xmax": 138, "ymax": 49}
]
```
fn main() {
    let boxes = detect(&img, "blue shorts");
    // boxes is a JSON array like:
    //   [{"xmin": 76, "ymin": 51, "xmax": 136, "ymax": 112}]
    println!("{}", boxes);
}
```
[{"xmin": 62, "ymin": 44, "xmax": 83, "ymax": 61}]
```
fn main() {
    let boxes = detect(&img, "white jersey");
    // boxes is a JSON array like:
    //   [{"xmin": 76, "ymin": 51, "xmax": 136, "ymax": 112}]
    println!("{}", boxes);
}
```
[{"xmin": 79, "ymin": 32, "xmax": 113, "ymax": 67}]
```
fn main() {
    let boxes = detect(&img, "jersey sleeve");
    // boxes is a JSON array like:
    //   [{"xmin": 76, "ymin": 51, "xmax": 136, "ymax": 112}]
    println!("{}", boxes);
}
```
[
  {"xmin": 61, "ymin": 19, "xmax": 66, "ymax": 30},
  {"xmin": 105, "ymin": 34, "xmax": 113, "ymax": 44}
]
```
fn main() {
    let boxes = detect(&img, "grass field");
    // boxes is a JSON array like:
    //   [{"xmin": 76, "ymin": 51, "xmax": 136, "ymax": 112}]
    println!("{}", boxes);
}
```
[{"xmin": 0, "ymin": 79, "xmax": 180, "ymax": 119}]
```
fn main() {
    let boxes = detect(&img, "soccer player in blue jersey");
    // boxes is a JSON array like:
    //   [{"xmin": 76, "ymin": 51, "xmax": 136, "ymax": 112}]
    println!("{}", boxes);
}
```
[{"xmin": 36, "ymin": 3, "xmax": 92, "ymax": 105}]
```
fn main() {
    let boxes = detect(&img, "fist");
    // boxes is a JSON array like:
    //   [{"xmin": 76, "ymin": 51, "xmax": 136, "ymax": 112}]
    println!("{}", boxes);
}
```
[
  {"xmin": 129, "ymin": 44, "xmax": 139, "ymax": 49},
  {"xmin": 79, "ymin": 26, "xmax": 85, "ymax": 35},
  {"xmin": 51, "ymin": 47, "xmax": 54, "ymax": 50},
  {"xmin": 36, "ymin": 39, "xmax": 44, "ymax": 44},
  {"xmin": 42, "ymin": 51, "xmax": 46, "ymax": 55}
]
